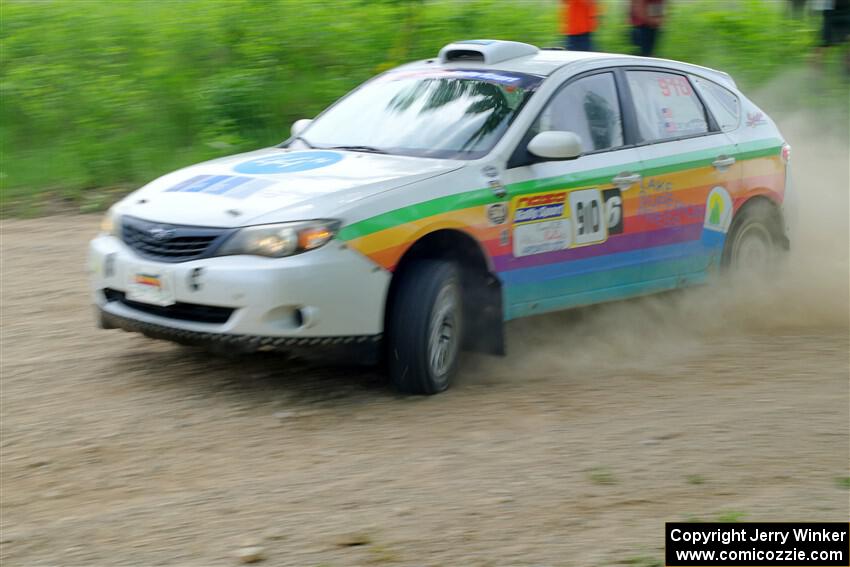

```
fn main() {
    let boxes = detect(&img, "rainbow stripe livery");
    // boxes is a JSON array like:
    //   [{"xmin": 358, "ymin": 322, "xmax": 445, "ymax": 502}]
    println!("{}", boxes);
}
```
[{"xmin": 340, "ymin": 139, "xmax": 786, "ymax": 320}]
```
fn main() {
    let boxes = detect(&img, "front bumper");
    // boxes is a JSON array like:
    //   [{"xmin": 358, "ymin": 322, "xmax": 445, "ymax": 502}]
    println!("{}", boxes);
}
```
[
  {"xmin": 98, "ymin": 308, "xmax": 382, "ymax": 352},
  {"xmin": 89, "ymin": 234, "xmax": 391, "ymax": 344}
]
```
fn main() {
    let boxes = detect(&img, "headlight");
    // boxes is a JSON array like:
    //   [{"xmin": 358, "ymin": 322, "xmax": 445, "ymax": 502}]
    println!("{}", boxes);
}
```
[
  {"xmin": 100, "ymin": 208, "xmax": 120, "ymax": 236},
  {"xmin": 218, "ymin": 220, "xmax": 341, "ymax": 258}
]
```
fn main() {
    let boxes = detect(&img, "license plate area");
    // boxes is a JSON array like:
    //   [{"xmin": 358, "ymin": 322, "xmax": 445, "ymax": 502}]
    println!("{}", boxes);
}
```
[{"xmin": 126, "ymin": 267, "xmax": 175, "ymax": 307}]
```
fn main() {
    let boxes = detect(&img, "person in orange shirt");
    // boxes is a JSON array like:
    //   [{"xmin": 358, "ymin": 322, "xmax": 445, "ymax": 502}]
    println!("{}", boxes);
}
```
[{"xmin": 561, "ymin": 0, "xmax": 599, "ymax": 51}]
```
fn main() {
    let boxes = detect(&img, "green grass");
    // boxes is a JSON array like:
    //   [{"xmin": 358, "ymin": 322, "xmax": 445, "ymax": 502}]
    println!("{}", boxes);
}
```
[
  {"xmin": 587, "ymin": 466, "xmax": 618, "ymax": 485},
  {"xmin": 622, "ymin": 556, "xmax": 663, "ymax": 567},
  {"xmin": 837, "ymin": 476, "xmax": 850, "ymax": 490},
  {"xmin": 716, "ymin": 510, "xmax": 747, "ymax": 523},
  {"xmin": 682, "ymin": 510, "xmax": 751, "ymax": 523},
  {"xmin": 0, "ymin": 0, "xmax": 846, "ymax": 214},
  {"xmin": 367, "ymin": 543, "xmax": 402, "ymax": 564},
  {"xmin": 686, "ymin": 474, "xmax": 707, "ymax": 486},
  {"xmin": 335, "ymin": 531, "xmax": 373, "ymax": 547}
]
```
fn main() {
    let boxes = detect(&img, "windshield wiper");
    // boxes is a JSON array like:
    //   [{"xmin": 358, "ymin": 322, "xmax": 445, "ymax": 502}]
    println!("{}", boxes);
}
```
[{"xmin": 327, "ymin": 145, "xmax": 388, "ymax": 154}]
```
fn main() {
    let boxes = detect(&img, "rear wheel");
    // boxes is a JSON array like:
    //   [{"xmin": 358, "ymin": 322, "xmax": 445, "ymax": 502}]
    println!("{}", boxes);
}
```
[
  {"xmin": 387, "ymin": 260, "xmax": 463, "ymax": 395},
  {"xmin": 723, "ymin": 200, "xmax": 783, "ymax": 274}
]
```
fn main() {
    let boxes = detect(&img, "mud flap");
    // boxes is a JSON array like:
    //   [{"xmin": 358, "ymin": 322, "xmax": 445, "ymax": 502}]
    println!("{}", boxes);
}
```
[
  {"xmin": 462, "ymin": 273, "xmax": 506, "ymax": 356},
  {"xmin": 96, "ymin": 307, "xmax": 116, "ymax": 329}
]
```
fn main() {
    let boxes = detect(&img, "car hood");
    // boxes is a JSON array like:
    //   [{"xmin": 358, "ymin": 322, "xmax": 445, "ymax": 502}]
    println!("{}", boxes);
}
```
[{"xmin": 116, "ymin": 148, "xmax": 462, "ymax": 227}]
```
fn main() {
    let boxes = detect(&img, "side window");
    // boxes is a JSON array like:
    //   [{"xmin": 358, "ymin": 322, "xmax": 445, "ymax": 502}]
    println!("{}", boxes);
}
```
[
  {"xmin": 691, "ymin": 75, "xmax": 740, "ymax": 132},
  {"xmin": 535, "ymin": 72, "xmax": 624, "ymax": 153},
  {"xmin": 626, "ymin": 70, "xmax": 709, "ymax": 142}
]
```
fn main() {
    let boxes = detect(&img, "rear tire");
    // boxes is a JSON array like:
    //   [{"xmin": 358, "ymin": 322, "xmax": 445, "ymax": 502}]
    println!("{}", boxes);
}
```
[
  {"xmin": 722, "ymin": 200, "xmax": 784, "ymax": 274},
  {"xmin": 387, "ymin": 260, "xmax": 463, "ymax": 395}
]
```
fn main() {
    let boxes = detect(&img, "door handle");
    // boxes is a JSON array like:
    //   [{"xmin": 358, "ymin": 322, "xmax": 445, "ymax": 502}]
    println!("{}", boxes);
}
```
[
  {"xmin": 612, "ymin": 172, "xmax": 641, "ymax": 189},
  {"xmin": 712, "ymin": 155, "xmax": 736, "ymax": 170}
]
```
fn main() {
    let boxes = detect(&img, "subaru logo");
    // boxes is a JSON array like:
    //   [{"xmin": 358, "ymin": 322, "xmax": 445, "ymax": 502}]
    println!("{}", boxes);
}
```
[{"xmin": 148, "ymin": 227, "xmax": 175, "ymax": 241}]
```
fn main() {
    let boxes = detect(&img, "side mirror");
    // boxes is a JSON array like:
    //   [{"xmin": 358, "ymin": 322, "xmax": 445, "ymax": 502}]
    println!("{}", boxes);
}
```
[
  {"xmin": 527, "ymin": 131, "xmax": 583, "ymax": 160},
  {"xmin": 291, "ymin": 118, "xmax": 313, "ymax": 137}
]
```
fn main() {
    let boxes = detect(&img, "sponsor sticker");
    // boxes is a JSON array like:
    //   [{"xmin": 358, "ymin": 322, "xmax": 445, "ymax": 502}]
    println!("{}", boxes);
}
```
[
  {"xmin": 662, "ymin": 107, "xmax": 677, "ymax": 133},
  {"xmin": 233, "ymin": 151, "xmax": 343, "ymax": 174},
  {"xmin": 513, "ymin": 219, "xmax": 572, "ymax": 257},
  {"xmin": 703, "ymin": 186, "xmax": 733, "ymax": 233},
  {"xmin": 165, "ymin": 175, "xmax": 275, "ymax": 199},
  {"xmin": 448, "ymin": 70, "xmax": 522, "ymax": 84},
  {"xmin": 746, "ymin": 111, "xmax": 767, "ymax": 128},
  {"xmin": 486, "ymin": 203, "xmax": 508, "ymax": 225},
  {"xmin": 134, "ymin": 273, "xmax": 161, "ymax": 289},
  {"xmin": 488, "ymin": 179, "xmax": 507, "ymax": 198},
  {"xmin": 126, "ymin": 268, "xmax": 175, "ymax": 306},
  {"xmin": 481, "ymin": 165, "xmax": 499, "ymax": 178},
  {"xmin": 379, "ymin": 69, "xmax": 538, "ymax": 88},
  {"xmin": 512, "ymin": 191, "xmax": 567, "ymax": 224}
]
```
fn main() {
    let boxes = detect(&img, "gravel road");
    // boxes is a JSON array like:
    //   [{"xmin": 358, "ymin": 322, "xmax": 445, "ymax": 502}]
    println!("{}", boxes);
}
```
[
  {"xmin": 2, "ymin": 212, "xmax": 847, "ymax": 567},
  {"xmin": 2, "ymin": 113, "xmax": 848, "ymax": 566}
]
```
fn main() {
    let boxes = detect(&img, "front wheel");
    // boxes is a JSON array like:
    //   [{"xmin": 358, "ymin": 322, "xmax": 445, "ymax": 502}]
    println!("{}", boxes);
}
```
[{"xmin": 387, "ymin": 260, "xmax": 463, "ymax": 395}]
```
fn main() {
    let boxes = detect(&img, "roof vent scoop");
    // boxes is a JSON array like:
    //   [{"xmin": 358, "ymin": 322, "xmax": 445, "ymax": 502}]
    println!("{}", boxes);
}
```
[{"xmin": 438, "ymin": 40, "xmax": 539, "ymax": 65}]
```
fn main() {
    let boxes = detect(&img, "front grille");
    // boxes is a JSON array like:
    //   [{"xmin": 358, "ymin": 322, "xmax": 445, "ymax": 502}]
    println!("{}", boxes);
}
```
[
  {"xmin": 103, "ymin": 288, "xmax": 235, "ymax": 324},
  {"xmin": 121, "ymin": 216, "xmax": 233, "ymax": 263}
]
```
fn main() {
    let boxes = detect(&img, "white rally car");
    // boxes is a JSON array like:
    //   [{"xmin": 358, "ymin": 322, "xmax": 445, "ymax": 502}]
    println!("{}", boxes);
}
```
[{"xmin": 90, "ymin": 40, "xmax": 791, "ymax": 394}]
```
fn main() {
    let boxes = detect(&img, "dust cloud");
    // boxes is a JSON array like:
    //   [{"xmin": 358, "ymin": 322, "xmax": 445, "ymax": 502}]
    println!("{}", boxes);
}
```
[{"xmin": 467, "ymin": 75, "xmax": 849, "ymax": 381}]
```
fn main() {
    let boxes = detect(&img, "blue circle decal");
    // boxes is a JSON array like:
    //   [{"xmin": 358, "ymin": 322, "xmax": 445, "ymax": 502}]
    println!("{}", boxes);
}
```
[{"xmin": 233, "ymin": 151, "xmax": 343, "ymax": 174}]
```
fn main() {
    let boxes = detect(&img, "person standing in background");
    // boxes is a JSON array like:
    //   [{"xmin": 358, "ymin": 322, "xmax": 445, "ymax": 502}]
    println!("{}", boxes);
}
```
[
  {"xmin": 814, "ymin": 0, "xmax": 850, "ymax": 48},
  {"xmin": 812, "ymin": 0, "xmax": 850, "ymax": 74},
  {"xmin": 562, "ymin": 0, "xmax": 599, "ymax": 52},
  {"xmin": 630, "ymin": 0, "xmax": 666, "ymax": 56},
  {"xmin": 787, "ymin": 0, "xmax": 807, "ymax": 18}
]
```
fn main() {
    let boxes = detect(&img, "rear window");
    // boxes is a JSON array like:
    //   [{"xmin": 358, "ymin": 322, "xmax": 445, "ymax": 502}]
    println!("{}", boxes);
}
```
[
  {"xmin": 691, "ymin": 76, "xmax": 740, "ymax": 132},
  {"xmin": 626, "ymin": 70, "xmax": 709, "ymax": 142}
]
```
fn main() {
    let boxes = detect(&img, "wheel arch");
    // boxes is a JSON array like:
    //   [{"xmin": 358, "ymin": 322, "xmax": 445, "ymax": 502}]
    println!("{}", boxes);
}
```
[
  {"xmin": 385, "ymin": 228, "xmax": 505, "ymax": 356},
  {"xmin": 732, "ymin": 193, "xmax": 787, "ymax": 247},
  {"xmin": 733, "ymin": 187, "xmax": 783, "ymax": 214},
  {"xmin": 724, "ymin": 193, "xmax": 788, "ymax": 267}
]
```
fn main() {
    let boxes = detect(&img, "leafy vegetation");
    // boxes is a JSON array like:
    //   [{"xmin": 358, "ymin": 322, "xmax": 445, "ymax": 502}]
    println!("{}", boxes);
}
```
[
  {"xmin": 622, "ymin": 556, "xmax": 663, "ymax": 567},
  {"xmin": 715, "ymin": 510, "xmax": 748, "ymax": 523},
  {"xmin": 685, "ymin": 474, "xmax": 707, "ymax": 485},
  {"xmin": 0, "ymin": 0, "xmax": 845, "ymax": 213},
  {"xmin": 587, "ymin": 466, "xmax": 618, "ymax": 485}
]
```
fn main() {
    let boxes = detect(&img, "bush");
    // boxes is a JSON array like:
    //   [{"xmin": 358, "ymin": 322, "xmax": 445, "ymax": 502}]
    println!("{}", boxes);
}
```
[{"xmin": 0, "ymin": 0, "xmax": 843, "ymax": 207}]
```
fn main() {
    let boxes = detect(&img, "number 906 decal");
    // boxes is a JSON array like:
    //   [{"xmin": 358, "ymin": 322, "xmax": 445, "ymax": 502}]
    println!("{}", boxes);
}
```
[
  {"xmin": 570, "ymin": 189, "xmax": 606, "ymax": 245},
  {"xmin": 510, "ymin": 188, "xmax": 623, "ymax": 257}
]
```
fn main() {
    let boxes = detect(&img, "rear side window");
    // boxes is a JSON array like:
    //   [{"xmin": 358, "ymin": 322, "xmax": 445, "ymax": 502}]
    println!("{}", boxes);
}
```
[
  {"xmin": 626, "ymin": 70, "xmax": 709, "ymax": 142},
  {"xmin": 534, "ymin": 72, "xmax": 624, "ymax": 152},
  {"xmin": 691, "ymin": 76, "xmax": 740, "ymax": 132}
]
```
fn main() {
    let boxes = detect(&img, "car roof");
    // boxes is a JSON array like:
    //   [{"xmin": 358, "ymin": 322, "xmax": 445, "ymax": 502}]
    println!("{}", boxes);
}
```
[{"xmin": 394, "ymin": 41, "xmax": 737, "ymax": 89}]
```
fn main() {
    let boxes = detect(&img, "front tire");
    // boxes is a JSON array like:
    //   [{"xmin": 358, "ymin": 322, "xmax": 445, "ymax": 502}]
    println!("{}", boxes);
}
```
[{"xmin": 387, "ymin": 260, "xmax": 463, "ymax": 395}]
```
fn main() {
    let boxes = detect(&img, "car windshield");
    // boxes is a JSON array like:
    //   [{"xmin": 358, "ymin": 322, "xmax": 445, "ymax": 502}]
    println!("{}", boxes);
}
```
[{"xmin": 294, "ymin": 69, "xmax": 544, "ymax": 160}]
